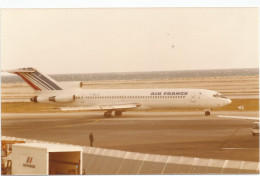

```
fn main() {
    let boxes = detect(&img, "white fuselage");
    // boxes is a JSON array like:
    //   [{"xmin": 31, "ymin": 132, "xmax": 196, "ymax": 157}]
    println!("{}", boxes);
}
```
[{"xmin": 47, "ymin": 88, "xmax": 231, "ymax": 110}]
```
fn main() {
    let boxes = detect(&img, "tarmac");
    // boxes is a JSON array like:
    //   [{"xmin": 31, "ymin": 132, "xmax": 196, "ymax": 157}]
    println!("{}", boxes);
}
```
[
  {"xmin": 1, "ymin": 76, "xmax": 259, "ymax": 163},
  {"xmin": 2, "ymin": 111, "xmax": 259, "ymax": 162}
]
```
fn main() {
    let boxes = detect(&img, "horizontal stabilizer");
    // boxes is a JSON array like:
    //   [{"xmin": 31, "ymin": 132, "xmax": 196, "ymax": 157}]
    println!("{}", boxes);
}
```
[
  {"xmin": 3, "ymin": 67, "xmax": 63, "ymax": 91},
  {"xmin": 3, "ymin": 68, "xmax": 34, "ymax": 73},
  {"xmin": 60, "ymin": 103, "xmax": 141, "ymax": 111}
]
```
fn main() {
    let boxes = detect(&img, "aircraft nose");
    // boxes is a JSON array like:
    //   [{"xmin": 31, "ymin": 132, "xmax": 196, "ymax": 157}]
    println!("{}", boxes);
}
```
[{"xmin": 225, "ymin": 98, "xmax": 232, "ymax": 105}]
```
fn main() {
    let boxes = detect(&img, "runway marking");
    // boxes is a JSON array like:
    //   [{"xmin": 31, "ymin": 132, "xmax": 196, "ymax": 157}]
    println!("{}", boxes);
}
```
[
  {"xmin": 3, "ymin": 119, "xmax": 100, "ymax": 132},
  {"xmin": 222, "ymin": 148, "xmax": 257, "ymax": 150},
  {"xmin": 56, "ymin": 119, "xmax": 100, "ymax": 128},
  {"xmin": 103, "ymin": 117, "xmax": 204, "ymax": 121},
  {"xmin": 217, "ymin": 115, "xmax": 259, "ymax": 120}
]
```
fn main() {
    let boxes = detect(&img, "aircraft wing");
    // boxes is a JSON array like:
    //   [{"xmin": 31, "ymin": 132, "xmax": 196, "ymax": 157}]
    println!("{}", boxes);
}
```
[
  {"xmin": 60, "ymin": 103, "xmax": 141, "ymax": 111},
  {"xmin": 217, "ymin": 115, "xmax": 259, "ymax": 120}
]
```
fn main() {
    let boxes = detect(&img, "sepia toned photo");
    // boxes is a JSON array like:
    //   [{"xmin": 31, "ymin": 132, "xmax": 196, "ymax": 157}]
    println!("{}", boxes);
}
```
[{"xmin": 1, "ymin": 7, "xmax": 259, "ymax": 175}]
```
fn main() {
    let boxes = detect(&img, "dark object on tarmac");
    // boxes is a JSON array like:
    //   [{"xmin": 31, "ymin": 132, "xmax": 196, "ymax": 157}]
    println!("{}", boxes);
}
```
[
  {"xmin": 252, "ymin": 122, "xmax": 259, "ymax": 136},
  {"xmin": 89, "ymin": 132, "xmax": 94, "ymax": 147}
]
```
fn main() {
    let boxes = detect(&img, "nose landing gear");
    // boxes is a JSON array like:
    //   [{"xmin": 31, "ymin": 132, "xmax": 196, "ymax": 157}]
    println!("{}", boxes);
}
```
[
  {"xmin": 204, "ymin": 109, "xmax": 212, "ymax": 116},
  {"xmin": 205, "ymin": 111, "xmax": 210, "ymax": 116}
]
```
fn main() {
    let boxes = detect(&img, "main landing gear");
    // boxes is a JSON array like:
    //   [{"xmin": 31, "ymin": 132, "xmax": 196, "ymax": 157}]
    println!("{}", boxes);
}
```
[
  {"xmin": 115, "ymin": 111, "xmax": 122, "ymax": 116},
  {"xmin": 104, "ymin": 111, "xmax": 123, "ymax": 118},
  {"xmin": 104, "ymin": 111, "xmax": 112, "ymax": 118}
]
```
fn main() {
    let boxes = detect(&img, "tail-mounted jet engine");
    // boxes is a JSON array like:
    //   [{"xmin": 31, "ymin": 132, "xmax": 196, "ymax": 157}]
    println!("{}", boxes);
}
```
[{"xmin": 30, "ymin": 95, "xmax": 75, "ymax": 103}]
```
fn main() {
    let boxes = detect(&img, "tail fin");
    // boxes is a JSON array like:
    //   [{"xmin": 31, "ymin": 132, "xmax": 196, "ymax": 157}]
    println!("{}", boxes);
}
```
[{"xmin": 4, "ymin": 67, "xmax": 63, "ymax": 91}]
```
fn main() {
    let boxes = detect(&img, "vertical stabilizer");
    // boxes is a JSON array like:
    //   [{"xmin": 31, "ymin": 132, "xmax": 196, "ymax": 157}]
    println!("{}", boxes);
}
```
[{"xmin": 4, "ymin": 67, "xmax": 63, "ymax": 91}]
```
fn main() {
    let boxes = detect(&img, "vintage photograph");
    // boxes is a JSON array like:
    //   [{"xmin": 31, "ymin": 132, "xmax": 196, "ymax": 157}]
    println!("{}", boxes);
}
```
[{"xmin": 1, "ymin": 7, "xmax": 259, "ymax": 175}]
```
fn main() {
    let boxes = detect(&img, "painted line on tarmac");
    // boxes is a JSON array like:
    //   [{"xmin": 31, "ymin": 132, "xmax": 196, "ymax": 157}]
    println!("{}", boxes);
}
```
[
  {"xmin": 56, "ymin": 119, "xmax": 100, "ymax": 128},
  {"xmin": 217, "ymin": 115, "xmax": 259, "ymax": 120},
  {"xmin": 5, "ymin": 119, "xmax": 100, "ymax": 132},
  {"xmin": 222, "ymin": 148, "xmax": 257, "ymax": 150}
]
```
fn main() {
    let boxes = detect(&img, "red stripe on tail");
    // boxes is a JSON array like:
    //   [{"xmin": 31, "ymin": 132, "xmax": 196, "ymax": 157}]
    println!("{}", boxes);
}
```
[{"xmin": 16, "ymin": 72, "xmax": 41, "ymax": 90}]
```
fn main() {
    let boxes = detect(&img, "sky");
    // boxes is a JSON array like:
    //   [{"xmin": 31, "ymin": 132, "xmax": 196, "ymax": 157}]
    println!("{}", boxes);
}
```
[{"xmin": 0, "ymin": 8, "xmax": 259, "ymax": 74}]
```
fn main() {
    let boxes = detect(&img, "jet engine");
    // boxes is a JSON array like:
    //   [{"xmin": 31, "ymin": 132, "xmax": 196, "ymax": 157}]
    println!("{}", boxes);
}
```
[
  {"xmin": 30, "ymin": 96, "xmax": 49, "ymax": 103},
  {"xmin": 49, "ymin": 95, "xmax": 75, "ymax": 103},
  {"xmin": 30, "ymin": 95, "xmax": 75, "ymax": 103}
]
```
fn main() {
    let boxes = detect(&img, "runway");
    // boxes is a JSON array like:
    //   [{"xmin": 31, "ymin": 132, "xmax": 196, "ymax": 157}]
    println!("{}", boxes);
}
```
[{"xmin": 1, "ymin": 111, "xmax": 259, "ymax": 162}]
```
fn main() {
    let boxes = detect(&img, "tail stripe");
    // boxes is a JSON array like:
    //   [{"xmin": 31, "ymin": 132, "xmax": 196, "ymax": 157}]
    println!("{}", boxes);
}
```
[
  {"xmin": 24, "ymin": 71, "xmax": 60, "ymax": 90},
  {"xmin": 10, "ymin": 68, "xmax": 63, "ymax": 91},
  {"xmin": 22, "ymin": 73, "xmax": 48, "ymax": 90},
  {"xmin": 30, "ymin": 72, "xmax": 56, "ymax": 90},
  {"xmin": 33, "ymin": 70, "xmax": 62, "ymax": 90},
  {"xmin": 16, "ymin": 72, "xmax": 41, "ymax": 90},
  {"xmin": 25, "ymin": 72, "xmax": 54, "ymax": 90},
  {"xmin": 23, "ymin": 73, "xmax": 52, "ymax": 90}
]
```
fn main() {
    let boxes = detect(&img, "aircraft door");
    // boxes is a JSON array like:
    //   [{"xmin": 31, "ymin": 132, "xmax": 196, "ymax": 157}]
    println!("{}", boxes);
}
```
[{"xmin": 191, "ymin": 93, "xmax": 196, "ymax": 102}]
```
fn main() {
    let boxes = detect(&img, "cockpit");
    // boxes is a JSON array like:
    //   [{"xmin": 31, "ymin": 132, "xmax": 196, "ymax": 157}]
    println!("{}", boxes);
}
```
[{"xmin": 213, "ymin": 93, "xmax": 228, "ymax": 99}]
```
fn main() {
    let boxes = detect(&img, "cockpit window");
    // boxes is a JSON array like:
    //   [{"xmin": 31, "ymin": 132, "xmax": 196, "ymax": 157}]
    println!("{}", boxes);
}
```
[
  {"xmin": 213, "ymin": 93, "xmax": 227, "ymax": 99},
  {"xmin": 213, "ymin": 93, "xmax": 221, "ymax": 97}
]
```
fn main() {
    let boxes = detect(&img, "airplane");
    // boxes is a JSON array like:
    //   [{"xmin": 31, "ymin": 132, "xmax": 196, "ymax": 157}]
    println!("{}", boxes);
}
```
[{"xmin": 4, "ymin": 67, "xmax": 232, "ymax": 118}]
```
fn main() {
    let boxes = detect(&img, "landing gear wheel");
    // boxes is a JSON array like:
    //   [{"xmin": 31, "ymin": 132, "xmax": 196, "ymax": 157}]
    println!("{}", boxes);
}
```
[
  {"xmin": 115, "ymin": 111, "xmax": 122, "ymax": 116},
  {"xmin": 104, "ymin": 112, "xmax": 112, "ymax": 118},
  {"xmin": 205, "ymin": 111, "xmax": 210, "ymax": 116}
]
